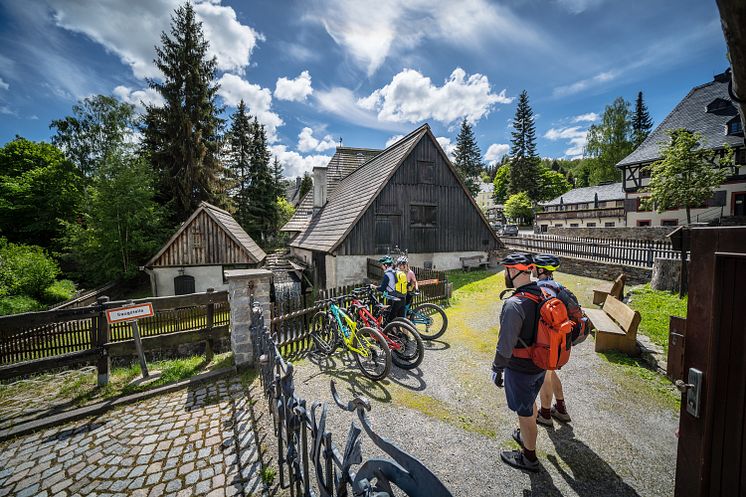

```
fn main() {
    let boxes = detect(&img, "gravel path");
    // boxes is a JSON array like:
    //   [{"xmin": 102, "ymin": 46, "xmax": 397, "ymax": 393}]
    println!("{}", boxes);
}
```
[{"xmin": 290, "ymin": 272, "xmax": 679, "ymax": 497}]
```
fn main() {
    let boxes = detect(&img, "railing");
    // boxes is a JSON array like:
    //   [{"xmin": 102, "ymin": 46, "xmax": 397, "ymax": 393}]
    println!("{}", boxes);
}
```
[
  {"xmin": 695, "ymin": 206, "xmax": 724, "ymax": 223},
  {"xmin": 502, "ymin": 234, "xmax": 682, "ymax": 268},
  {"xmin": 536, "ymin": 207, "xmax": 626, "ymax": 221},
  {"xmin": 253, "ymin": 303, "xmax": 454, "ymax": 497}
]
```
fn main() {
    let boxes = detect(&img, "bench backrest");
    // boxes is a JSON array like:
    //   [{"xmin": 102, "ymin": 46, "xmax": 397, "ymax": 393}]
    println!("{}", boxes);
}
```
[
  {"xmin": 609, "ymin": 274, "xmax": 626, "ymax": 299},
  {"xmin": 460, "ymin": 255, "xmax": 483, "ymax": 262},
  {"xmin": 603, "ymin": 294, "xmax": 640, "ymax": 333}
]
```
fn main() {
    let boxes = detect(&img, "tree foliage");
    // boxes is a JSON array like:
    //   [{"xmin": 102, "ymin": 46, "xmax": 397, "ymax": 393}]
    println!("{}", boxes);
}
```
[
  {"xmin": 452, "ymin": 118, "xmax": 484, "ymax": 196},
  {"xmin": 537, "ymin": 167, "xmax": 572, "ymax": 202},
  {"xmin": 508, "ymin": 90, "xmax": 541, "ymax": 199},
  {"xmin": 225, "ymin": 100, "xmax": 253, "ymax": 229},
  {"xmin": 0, "ymin": 137, "xmax": 83, "ymax": 247},
  {"xmin": 504, "ymin": 191, "xmax": 533, "ymax": 223},
  {"xmin": 143, "ymin": 2, "xmax": 227, "ymax": 223},
  {"xmin": 492, "ymin": 164, "xmax": 511, "ymax": 203},
  {"xmin": 632, "ymin": 91, "xmax": 653, "ymax": 148},
  {"xmin": 584, "ymin": 97, "xmax": 634, "ymax": 185},
  {"xmin": 0, "ymin": 238, "xmax": 60, "ymax": 299},
  {"xmin": 645, "ymin": 129, "xmax": 731, "ymax": 224},
  {"xmin": 299, "ymin": 172, "xmax": 313, "ymax": 200}
]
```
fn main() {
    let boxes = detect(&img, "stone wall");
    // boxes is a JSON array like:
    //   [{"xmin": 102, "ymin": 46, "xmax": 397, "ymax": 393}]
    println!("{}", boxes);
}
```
[
  {"xmin": 547, "ymin": 226, "xmax": 676, "ymax": 241},
  {"xmin": 651, "ymin": 258, "xmax": 688, "ymax": 293}
]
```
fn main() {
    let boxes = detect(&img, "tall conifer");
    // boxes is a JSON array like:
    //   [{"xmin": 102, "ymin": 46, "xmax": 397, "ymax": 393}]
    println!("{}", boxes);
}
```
[
  {"xmin": 632, "ymin": 91, "xmax": 653, "ymax": 147},
  {"xmin": 244, "ymin": 118, "xmax": 276, "ymax": 241},
  {"xmin": 452, "ymin": 118, "xmax": 484, "ymax": 196},
  {"xmin": 508, "ymin": 90, "xmax": 541, "ymax": 199},
  {"xmin": 226, "ymin": 100, "xmax": 252, "ymax": 229}
]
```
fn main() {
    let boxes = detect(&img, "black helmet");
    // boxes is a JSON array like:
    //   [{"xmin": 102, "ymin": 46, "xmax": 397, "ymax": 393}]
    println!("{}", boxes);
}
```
[
  {"xmin": 532, "ymin": 254, "xmax": 560, "ymax": 272},
  {"xmin": 499, "ymin": 252, "xmax": 533, "ymax": 271}
]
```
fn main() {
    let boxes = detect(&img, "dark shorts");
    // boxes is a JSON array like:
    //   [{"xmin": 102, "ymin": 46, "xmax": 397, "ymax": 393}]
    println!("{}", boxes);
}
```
[{"xmin": 504, "ymin": 369, "xmax": 546, "ymax": 417}]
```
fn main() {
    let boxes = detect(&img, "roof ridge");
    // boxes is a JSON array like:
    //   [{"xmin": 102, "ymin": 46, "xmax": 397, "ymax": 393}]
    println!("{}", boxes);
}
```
[{"xmin": 199, "ymin": 201, "xmax": 231, "ymax": 216}]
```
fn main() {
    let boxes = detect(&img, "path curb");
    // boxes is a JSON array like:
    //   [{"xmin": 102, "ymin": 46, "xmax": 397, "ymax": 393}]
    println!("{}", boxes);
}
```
[{"xmin": 0, "ymin": 366, "xmax": 237, "ymax": 442}]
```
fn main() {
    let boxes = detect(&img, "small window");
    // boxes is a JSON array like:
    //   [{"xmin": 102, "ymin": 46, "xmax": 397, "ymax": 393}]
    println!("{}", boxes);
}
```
[
  {"xmin": 418, "ymin": 160, "xmax": 435, "ymax": 184},
  {"xmin": 586, "ymin": 222, "xmax": 596, "ymax": 227},
  {"xmin": 728, "ymin": 120, "xmax": 743, "ymax": 135},
  {"xmin": 570, "ymin": 223, "xmax": 579, "ymax": 227},
  {"xmin": 604, "ymin": 222, "xmax": 615, "ymax": 227},
  {"xmin": 736, "ymin": 149, "xmax": 746, "ymax": 165},
  {"xmin": 540, "ymin": 225, "xmax": 548, "ymax": 233},
  {"xmin": 637, "ymin": 220, "xmax": 651, "ymax": 227},
  {"xmin": 174, "ymin": 274, "xmax": 195, "ymax": 295},
  {"xmin": 706, "ymin": 98, "xmax": 731, "ymax": 113},
  {"xmin": 554, "ymin": 223, "xmax": 563, "ymax": 228},
  {"xmin": 410, "ymin": 204, "xmax": 437, "ymax": 227},
  {"xmin": 640, "ymin": 166, "xmax": 651, "ymax": 179},
  {"xmin": 661, "ymin": 219, "xmax": 678, "ymax": 227}
]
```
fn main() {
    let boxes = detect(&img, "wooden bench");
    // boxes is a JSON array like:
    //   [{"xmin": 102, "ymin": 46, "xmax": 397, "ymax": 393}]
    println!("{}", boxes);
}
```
[
  {"xmin": 460, "ymin": 255, "xmax": 489, "ymax": 271},
  {"xmin": 585, "ymin": 295, "xmax": 641, "ymax": 354},
  {"xmin": 592, "ymin": 273, "xmax": 626, "ymax": 306}
]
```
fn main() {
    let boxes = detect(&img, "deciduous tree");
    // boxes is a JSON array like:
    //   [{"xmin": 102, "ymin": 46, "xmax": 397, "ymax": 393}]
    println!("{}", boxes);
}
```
[
  {"xmin": 584, "ymin": 97, "xmax": 634, "ymax": 185},
  {"xmin": 504, "ymin": 191, "xmax": 533, "ymax": 224}
]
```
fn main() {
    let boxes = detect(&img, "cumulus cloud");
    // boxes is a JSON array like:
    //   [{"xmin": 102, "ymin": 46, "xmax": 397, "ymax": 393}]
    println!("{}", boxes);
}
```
[
  {"xmin": 484, "ymin": 143, "xmax": 509, "ymax": 164},
  {"xmin": 274, "ymin": 70, "xmax": 313, "ymax": 102},
  {"xmin": 270, "ymin": 144, "xmax": 331, "ymax": 178},
  {"xmin": 315, "ymin": 87, "xmax": 408, "ymax": 133},
  {"xmin": 553, "ymin": 71, "xmax": 616, "ymax": 97},
  {"xmin": 358, "ymin": 68, "xmax": 512, "ymax": 126},
  {"xmin": 298, "ymin": 127, "xmax": 336, "ymax": 153},
  {"xmin": 544, "ymin": 126, "xmax": 588, "ymax": 159},
  {"xmin": 0, "ymin": 78, "xmax": 8, "ymax": 91},
  {"xmin": 113, "ymin": 85, "xmax": 164, "ymax": 113},
  {"xmin": 385, "ymin": 135, "xmax": 404, "ymax": 147},
  {"xmin": 436, "ymin": 137, "xmax": 456, "ymax": 159},
  {"xmin": 573, "ymin": 112, "xmax": 599, "ymax": 122},
  {"xmin": 305, "ymin": 0, "xmax": 542, "ymax": 75},
  {"xmin": 218, "ymin": 73, "xmax": 283, "ymax": 142},
  {"xmin": 48, "ymin": 0, "xmax": 261, "ymax": 80}
]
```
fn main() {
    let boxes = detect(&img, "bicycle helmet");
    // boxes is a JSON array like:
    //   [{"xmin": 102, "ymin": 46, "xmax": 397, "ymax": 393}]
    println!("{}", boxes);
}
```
[
  {"xmin": 396, "ymin": 255, "xmax": 408, "ymax": 266},
  {"xmin": 532, "ymin": 254, "xmax": 560, "ymax": 272},
  {"xmin": 499, "ymin": 252, "xmax": 533, "ymax": 271},
  {"xmin": 378, "ymin": 256, "xmax": 394, "ymax": 265}
]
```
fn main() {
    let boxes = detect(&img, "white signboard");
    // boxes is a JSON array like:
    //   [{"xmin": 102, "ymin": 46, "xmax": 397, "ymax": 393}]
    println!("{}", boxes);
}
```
[{"xmin": 106, "ymin": 303, "xmax": 154, "ymax": 324}]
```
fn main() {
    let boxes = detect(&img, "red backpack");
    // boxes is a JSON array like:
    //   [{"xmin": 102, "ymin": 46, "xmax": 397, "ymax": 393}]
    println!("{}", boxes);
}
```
[{"xmin": 512, "ymin": 291, "xmax": 574, "ymax": 370}]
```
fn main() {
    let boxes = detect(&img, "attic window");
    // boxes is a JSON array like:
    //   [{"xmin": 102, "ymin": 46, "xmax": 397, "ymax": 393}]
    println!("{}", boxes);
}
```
[
  {"xmin": 706, "ymin": 98, "xmax": 731, "ymax": 113},
  {"xmin": 727, "ymin": 118, "xmax": 742, "ymax": 136},
  {"xmin": 410, "ymin": 204, "xmax": 437, "ymax": 227},
  {"xmin": 418, "ymin": 160, "xmax": 435, "ymax": 184}
]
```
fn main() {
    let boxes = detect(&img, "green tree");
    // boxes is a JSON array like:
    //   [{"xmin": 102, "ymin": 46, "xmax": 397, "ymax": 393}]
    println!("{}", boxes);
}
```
[
  {"xmin": 632, "ymin": 91, "xmax": 654, "ymax": 148},
  {"xmin": 0, "ymin": 137, "xmax": 83, "ymax": 247},
  {"xmin": 299, "ymin": 171, "xmax": 313, "ymax": 199},
  {"xmin": 244, "ymin": 119, "xmax": 277, "ymax": 241},
  {"xmin": 0, "ymin": 239, "xmax": 60, "ymax": 299},
  {"xmin": 143, "ymin": 2, "xmax": 227, "ymax": 223},
  {"xmin": 584, "ymin": 97, "xmax": 634, "ymax": 185},
  {"xmin": 276, "ymin": 196, "xmax": 295, "ymax": 228},
  {"xmin": 51, "ymin": 95, "xmax": 137, "ymax": 177},
  {"xmin": 504, "ymin": 191, "xmax": 533, "ymax": 223},
  {"xmin": 272, "ymin": 157, "xmax": 285, "ymax": 200},
  {"xmin": 537, "ymin": 167, "xmax": 572, "ymax": 202},
  {"xmin": 508, "ymin": 90, "xmax": 541, "ymax": 199},
  {"xmin": 645, "ymin": 129, "xmax": 731, "ymax": 225},
  {"xmin": 226, "ymin": 100, "xmax": 253, "ymax": 229},
  {"xmin": 452, "ymin": 118, "xmax": 484, "ymax": 196},
  {"xmin": 492, "ymin": 164, "xmax": 511, "ymax": 203}
]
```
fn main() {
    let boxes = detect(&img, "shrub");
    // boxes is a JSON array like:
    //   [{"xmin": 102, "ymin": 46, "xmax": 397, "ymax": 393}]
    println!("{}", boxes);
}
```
[
  {"xmin": 0, "ymin": 295, "xmax": 43, "ymax": 316},
  {"xmin": 0, "ymin": 240, "xmax": 60, "ymax": 298},
  {"xmin": 42, "ymin": 279, "xmax": 76, "ymax": 304}
]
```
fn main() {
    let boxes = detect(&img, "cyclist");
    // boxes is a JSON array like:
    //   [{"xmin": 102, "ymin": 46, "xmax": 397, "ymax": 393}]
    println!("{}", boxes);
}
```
[
  {"xmin": 371, "ymin": 256, "xmax": 406, "ymax": 319},
  {"xmin": 397, "ymin": 256, "xmax": 419, "ymax": 308},
  {"xmin": 491, "ymin": 252, "xmax": 545, "ymax": 472},
  {"xmin": 531, "ymin": 253, "xmax": 583, "ymax": 426}
]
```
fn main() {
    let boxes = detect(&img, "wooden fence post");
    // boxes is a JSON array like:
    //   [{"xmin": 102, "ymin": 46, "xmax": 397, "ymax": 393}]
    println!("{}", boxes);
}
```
[
  {"xmin": 205, "ymin": 287, "xmax": 215, "ymax": 362},
  {"xmin": 96, "ymin": 296, "xmax": 110, "ymax": 387}
]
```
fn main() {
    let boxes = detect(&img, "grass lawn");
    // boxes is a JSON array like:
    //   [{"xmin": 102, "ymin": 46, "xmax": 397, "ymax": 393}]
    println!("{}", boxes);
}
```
[{"xmin": 627, "ymin": 284, "xmax": 688, "ymax": 351}]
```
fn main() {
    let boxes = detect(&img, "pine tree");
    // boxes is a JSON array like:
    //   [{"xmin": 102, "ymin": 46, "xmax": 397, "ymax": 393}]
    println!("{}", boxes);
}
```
[
  {"xmin": 299, "ymin": 172, "xmax": 313, "ymax": 199},
  {"xmin": 632, "ymin": 91, "xmax": 653, "ymax": 148},
  {"xmin": 143, "ymin": 2, "xmax": 226, "ymax": 223},
  {"xmin": 244, "ymin": 119, "xmax": 276, "ymax": 241},
  {"xmin": 226, "ymin": 100, "xmax": 253, "ymax": 229},
  {"xmin": 452, "ymin": 118, "xmax": 484, "ymax": 196},
  {"xmin": 271, "ymin": 157, "xmax": 285, "ymax": 200},
  {"xmin": 508, "ymin": 90, "xmax": 541, "ymax": 199}
]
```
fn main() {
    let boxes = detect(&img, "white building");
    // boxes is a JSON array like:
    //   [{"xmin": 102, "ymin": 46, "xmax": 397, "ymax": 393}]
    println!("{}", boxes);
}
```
[{"xmin": 535, "ymin": 182, "xmax": 627, "ymax": 232}]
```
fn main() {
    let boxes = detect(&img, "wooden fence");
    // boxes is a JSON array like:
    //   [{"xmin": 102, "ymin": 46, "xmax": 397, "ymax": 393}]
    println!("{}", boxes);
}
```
[{"xmin": 501, "ymin": 234, "xmax": 683, "ymax": 268}]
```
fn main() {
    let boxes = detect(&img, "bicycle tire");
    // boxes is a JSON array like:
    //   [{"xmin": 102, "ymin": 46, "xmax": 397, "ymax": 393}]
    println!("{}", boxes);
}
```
[
  {"xmin": 352, "ymin": 327, "xmax": 391, "ymax": 381},
  {"xmin": 383, "ymin": 321, "xmax": 424, "ymax": 370},
  {"xmin": 408, "ymin": 302, "xmax": 448, "ymax": 340},
  {"xmin": 310, "ymin": 311, "xmax": 337, "ymax": 354}
]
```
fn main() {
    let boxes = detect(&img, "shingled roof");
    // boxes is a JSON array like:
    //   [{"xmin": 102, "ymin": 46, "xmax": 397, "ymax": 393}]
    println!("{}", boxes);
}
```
[
  {"xmin": 617, "ymin": 71, "xmax": 744, "ymax": 168},
  {"xmin": 542, "ymin": 182, "xmax": 624, "ymax": 207},
  {"xmin": 290, "ymin": 126, "xmax": 428, "ymax": 252},
  {"xmin": 281, "ymin": 147, "xmax": 381, "ymax": 233}
]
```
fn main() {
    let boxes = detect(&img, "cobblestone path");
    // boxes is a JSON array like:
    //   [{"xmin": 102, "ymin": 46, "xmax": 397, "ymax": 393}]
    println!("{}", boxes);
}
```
[{"xmin": 0, "ymin": 377, "xmax": 264, "ymax": 497}]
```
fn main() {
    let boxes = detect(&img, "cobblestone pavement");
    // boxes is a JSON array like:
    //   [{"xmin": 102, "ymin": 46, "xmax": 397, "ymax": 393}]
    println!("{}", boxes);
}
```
[{"xmin": 0, "ymin": 377, "xmax": 264, "ymax": 497}]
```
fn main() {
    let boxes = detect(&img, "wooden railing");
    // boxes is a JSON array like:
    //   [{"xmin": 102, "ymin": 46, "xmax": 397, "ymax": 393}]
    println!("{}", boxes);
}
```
[{"xmin": 536, "ymin": 207, "xmax": 626, "ymax": 221}]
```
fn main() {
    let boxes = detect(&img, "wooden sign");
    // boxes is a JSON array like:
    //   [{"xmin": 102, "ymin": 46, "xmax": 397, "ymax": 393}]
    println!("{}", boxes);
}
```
[
  {"xmin": 418, "ymin": 279, "xmax": 439, "ymax": 287},
  {"xmin": 106, "ymin": 303, "xmax": 154, "ymax": 324}
]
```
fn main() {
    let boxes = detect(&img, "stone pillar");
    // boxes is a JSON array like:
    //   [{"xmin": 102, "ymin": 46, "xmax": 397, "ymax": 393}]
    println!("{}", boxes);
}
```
[{"xmin": 225, "ymin": 269, "xmax": 273, "ymax": 369}]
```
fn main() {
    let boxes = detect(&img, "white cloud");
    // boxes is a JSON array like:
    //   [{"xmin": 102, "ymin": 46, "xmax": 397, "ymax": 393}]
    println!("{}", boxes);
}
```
[
  {"xmin": 0, "ymin": 77, "xmax": 8, "ymax": 91},
  {"xmin": 274, "ymin": 70, "xmax": 313, "ymax": 102},
  {"xmin": 544, "ymin": 126, "xmax": 588, "ymax": 159},
  {"xmin": 113, "ymin": 85, "xmax": 164, "ymax": 113},
  {"xmin": 385, "ymin": 135, "xmax": 404, "ymax": 147},
  {"xmin": 315, "ymin": 87, "xmax": 408, "ymax": 133},
  {"xmin": 484, "ymin": 143, "xmax": 509, "ymax": 164},
  {"xmin": 554, "ymin": 0, "xmax": 606, "ymax": 14},
  {"xmin": 0, "ymin": 105, "xmax": 17, "ymax": 116},
  {"xmin": 553, "ymin": 71, "xmax": 617, "ymax": 97},
  {"xmin": 305, "ymin": 0, "xmax": 543, "ymax": 75},
  {"xmin": 48, "ymin": 0, "xmax": 261, "ymax": 80},
  {"xmin": 573, "ymin": 112, "xmax": 599, "ymax": 122},
  {"xmin": 270, "ymin": 144, "xmax": 331, "ymax": 178},
  {"xmin": 298, "ymin": 127, "xmax": 336, "ymax": 153},
  {"xmin": 436, "ymin": 136, "xmax": 456, "ymax": 159},
  {"xmin": 217, "ymin": 73, "xmax": 283, "ymax": 142},
  {"xmin": 358, "ymin": 68, "xmax": 512, "ymax": 125}
]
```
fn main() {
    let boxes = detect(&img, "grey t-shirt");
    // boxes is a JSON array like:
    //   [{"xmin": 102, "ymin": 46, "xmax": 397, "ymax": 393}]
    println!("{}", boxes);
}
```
[{"xmin": 492, "ymin": 285, "xmax": 544, "ymax": 374}]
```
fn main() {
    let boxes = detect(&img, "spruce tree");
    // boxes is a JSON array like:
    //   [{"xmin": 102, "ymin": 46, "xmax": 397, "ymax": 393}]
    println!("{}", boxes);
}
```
[
  {"xmin": 143, "ymin": 2, "xmax": 226, "ymax": 223},
  {"xmin": 632, "ymin": 91, "xmax": 653, "ymax": 148},
  {"xmin": 244, "ymin": 119, "xmax": 276, "ymax": 241},
  {"xmin": 452, "ymin": 118, "xmax": 484, "ymax": 196},
  {"xmin": 299, "ymin": 172, "xmax": 313, "ymax": 199},
  {"xmin": 271, "ymin": 157, "xmax": 285, "ymax": 200},
  {"xmin": 508, "ymin": 90, "xmax": 541, "ymax": 199},
  {"xmin": 226, "ymin": 100, "xmax": 253, "ymax": 229}
]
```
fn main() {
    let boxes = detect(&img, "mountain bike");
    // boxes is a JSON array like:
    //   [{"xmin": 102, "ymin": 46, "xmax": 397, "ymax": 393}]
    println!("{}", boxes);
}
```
[
  {"xmin": 347, "ymin": 288, "xmax": 424, "ymax": 370},
  {"xmin": 405, "ymin": 291, "xmax": 448, "ymax": 340},
  {"xmin": 310, "ymin": 296, "xmax": 392, "ymax": 381}
]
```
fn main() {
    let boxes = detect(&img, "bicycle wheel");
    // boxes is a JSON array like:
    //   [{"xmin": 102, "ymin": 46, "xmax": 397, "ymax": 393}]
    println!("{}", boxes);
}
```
[
  {"xmin": 310, "ymin": 311, "xmax": 337, "ymax": 354},
  {"xmin": 408, "ymin": 302, "xmax": 448, "ymax": 340},
  {"xmin": 352, "ymin": 327, "xmax": 391, "ymax": 381},
  {"xmin": 383, "ymin": 321, "xmax": 424, "ymax": 370}
]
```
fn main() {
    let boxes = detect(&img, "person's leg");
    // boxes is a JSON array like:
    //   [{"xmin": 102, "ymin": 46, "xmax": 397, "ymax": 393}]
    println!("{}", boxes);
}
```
[
  {"xmin": 501, "ymin": 370, "xmax": 544, "ymax": 471},
  {"xmin": 550, "ymin": 372, "xmax": 571, "ymax": 422},
  {"xmin": 518, "ymin": 404, "xmax": 538, "ymax": 451},
  {"xmin": 537, "ymin": 372, "xmax": 554, "ymax": 425},
  {"xmin": 552, "ymin": 372, "xmax": 565, "ymax": 403}
]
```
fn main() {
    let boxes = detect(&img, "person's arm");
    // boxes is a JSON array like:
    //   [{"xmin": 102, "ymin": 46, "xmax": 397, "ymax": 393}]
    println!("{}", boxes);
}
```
[
  {"xmin": 376, "ymin": 273, "xmax": 388, "ymax": 293},
  {"xmin": 492, "ymin": 299, "xmax": 526, "ymax": 371}
]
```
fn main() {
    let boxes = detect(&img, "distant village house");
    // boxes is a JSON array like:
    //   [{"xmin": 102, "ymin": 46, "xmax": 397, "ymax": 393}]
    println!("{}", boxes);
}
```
[{"xmin": 536, "ymin": 182, "xmax": 626, "ymax": 232}]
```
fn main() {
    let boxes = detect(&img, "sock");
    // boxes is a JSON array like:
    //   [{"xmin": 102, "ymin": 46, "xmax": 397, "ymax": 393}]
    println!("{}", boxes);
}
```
[
  {"xmin": 555, "ymin": 399, "xmax": 567, "ymax": 414},
  {"xmin": 523, "ymin": 448, "xmax": 537, "ymax": 462},
  {"xmin": 540, "ymin": 407, "xmax": 551, "ymax": 419}
]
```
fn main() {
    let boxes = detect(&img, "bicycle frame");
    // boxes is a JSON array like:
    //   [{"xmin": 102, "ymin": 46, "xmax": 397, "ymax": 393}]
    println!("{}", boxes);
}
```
[
  {"xmin": 328, "ymin": 302, "xmax": 373, "ymax": 357},
  {"xmin": 348, "ymin": 298, "xmax": 403, "ymax": 353}
]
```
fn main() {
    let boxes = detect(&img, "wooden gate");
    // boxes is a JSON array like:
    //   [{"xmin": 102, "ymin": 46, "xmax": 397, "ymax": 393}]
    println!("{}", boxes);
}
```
[{"xmin": 672, "ymin": 227, "xmax": 746, "ymax": 497}]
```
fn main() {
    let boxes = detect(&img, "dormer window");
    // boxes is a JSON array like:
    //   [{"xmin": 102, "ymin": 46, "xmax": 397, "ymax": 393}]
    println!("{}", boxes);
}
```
[
  {"xmin": 726, "ymin": 116, "xmax": 743, "ymax": 136},
  {"xmin": 706, "ymin": 98, "xmax": 732, "ymax": 113}
]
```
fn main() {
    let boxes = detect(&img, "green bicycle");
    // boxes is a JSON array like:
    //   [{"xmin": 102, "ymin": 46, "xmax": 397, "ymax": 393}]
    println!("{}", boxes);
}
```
[{"xmin": 310, "ymin": 296, "xmax": 392, "ymax": 381}]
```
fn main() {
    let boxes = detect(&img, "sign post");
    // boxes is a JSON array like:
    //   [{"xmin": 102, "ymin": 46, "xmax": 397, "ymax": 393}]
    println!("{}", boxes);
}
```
[{"xmin": 106, "ymin": 301, "xmax": 155, "ymax": 379}]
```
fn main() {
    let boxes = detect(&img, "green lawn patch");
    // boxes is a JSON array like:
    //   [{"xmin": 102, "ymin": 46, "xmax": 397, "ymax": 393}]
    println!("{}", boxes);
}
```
[{"xmin": 627, "ymin": 284, "xmax": 687, "ymax": 350}]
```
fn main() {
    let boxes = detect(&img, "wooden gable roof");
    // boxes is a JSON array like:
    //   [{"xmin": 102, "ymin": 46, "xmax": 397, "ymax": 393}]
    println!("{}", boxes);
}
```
[{"xmin": 145, "ymin": 202, "xmax": 266, "ymax": 267}]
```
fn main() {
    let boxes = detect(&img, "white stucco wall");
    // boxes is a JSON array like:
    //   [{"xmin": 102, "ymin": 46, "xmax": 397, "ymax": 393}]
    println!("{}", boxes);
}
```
[
  {"xmin": 537, "ymin": 214, "xmax": 626, "ymax": 231},
  {"xmin": 151, "ymin": 266, "xmax": 228, "ymax": 296},
  {"xmin": 289, "ymin": 247, "xmax": 313, "ymax": 265}
]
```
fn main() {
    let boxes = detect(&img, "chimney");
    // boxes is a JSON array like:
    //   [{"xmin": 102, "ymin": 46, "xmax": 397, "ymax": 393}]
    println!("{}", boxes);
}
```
[
  {"xmin": 296, "ymin": 176, "xmax": 301, "ymax": 188},
  {"xmin": 313, "ymin": 166, "xmax": 327, "ymax": 209}
]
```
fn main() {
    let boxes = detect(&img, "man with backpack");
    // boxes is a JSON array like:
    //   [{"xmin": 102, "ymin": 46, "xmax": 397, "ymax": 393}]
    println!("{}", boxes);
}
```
[
  {"xmin": 371, "ymin": 256, "xmax": 407, "ymax": 319},
  {"xmin": 532, "ymin": 254, "xmax": 589, "ymax": 427}
]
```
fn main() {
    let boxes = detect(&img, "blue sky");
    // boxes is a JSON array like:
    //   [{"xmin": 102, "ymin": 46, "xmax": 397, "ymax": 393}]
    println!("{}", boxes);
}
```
[{"xmin": 0, "ymin": 0, "xmax": 729, "ymax": 177}]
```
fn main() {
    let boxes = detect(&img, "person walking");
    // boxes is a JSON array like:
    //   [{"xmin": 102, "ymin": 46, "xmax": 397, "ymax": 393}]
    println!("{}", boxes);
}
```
[{"xmin": 492, "ymin": 252, "xmax": 545, "ymax": 472}]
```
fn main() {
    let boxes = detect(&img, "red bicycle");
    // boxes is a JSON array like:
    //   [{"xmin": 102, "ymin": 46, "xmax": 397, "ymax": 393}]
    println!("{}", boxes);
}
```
[{"xmin": 347, "ymin": 288, "xmax": 424, "ymax": 370}]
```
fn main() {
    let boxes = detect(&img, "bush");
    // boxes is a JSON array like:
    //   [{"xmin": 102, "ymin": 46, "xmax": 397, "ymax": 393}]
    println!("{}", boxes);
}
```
[
  {"xmin": 42, "ymin": 279, "xmax": 76, "ymax": 304},
  {"xmin": 0, "ymin": 295, "xmax": 43, "ymax": 316},
  {"xmin": 0, "ymin": 240, "xmax": 60, "ymax": 298}
]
